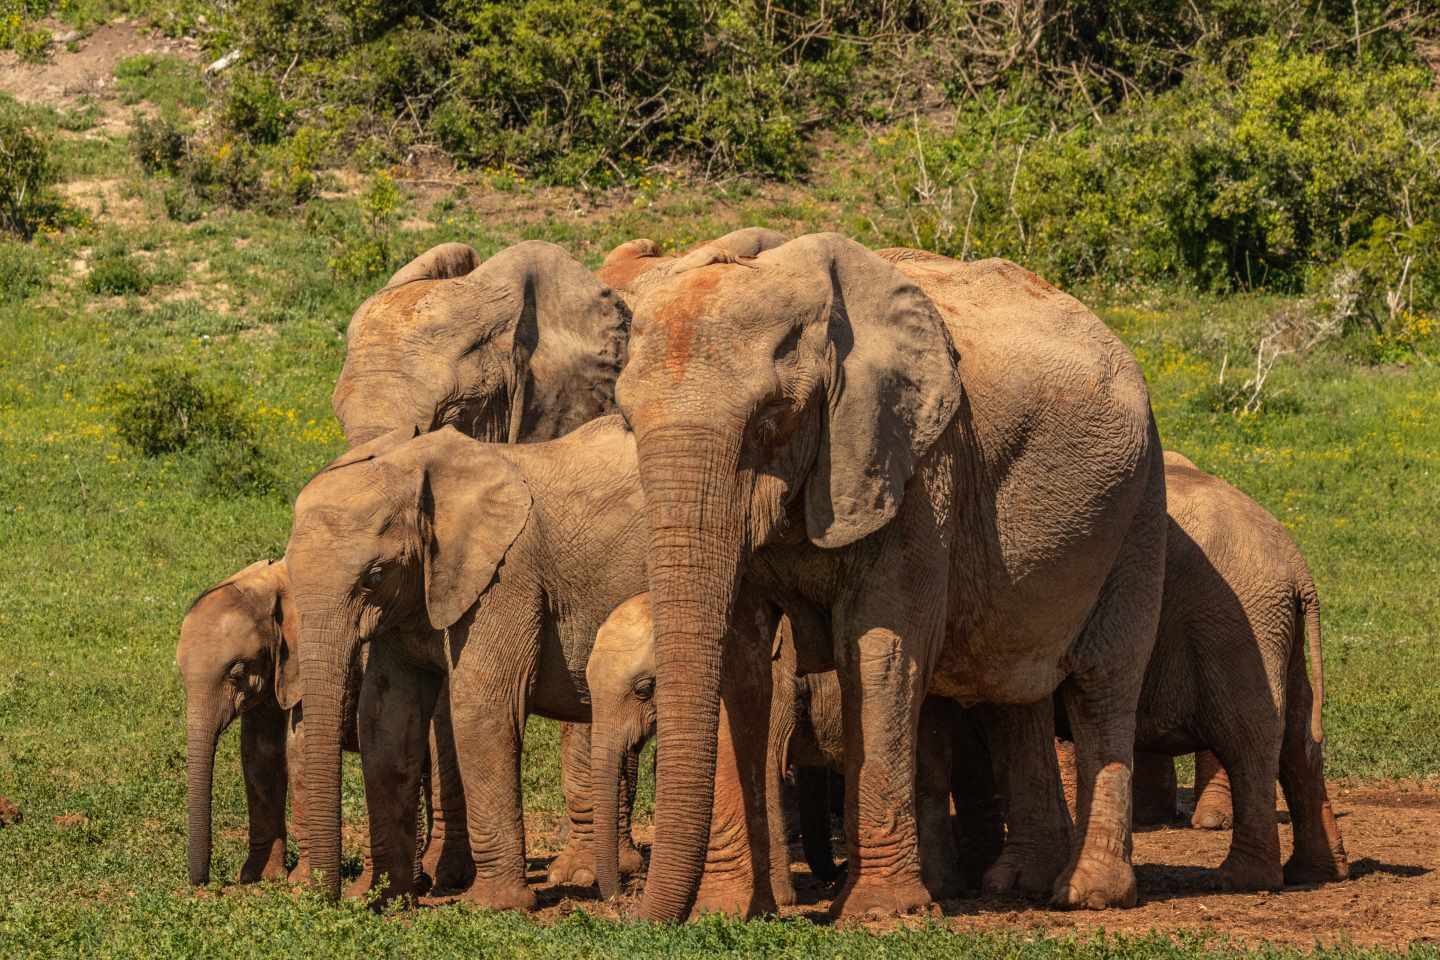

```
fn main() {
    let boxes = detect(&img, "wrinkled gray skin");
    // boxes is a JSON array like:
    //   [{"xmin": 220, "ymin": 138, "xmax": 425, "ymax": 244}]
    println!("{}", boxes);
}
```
[
  {"xmin": 594, "ymin": 227, "xmax": 789, "ymax": 311},
  {"xmin": 586, "ymin": 593, "xmax": 1003, "ymax": 910},
  {"xmin": 1061, "ymin": 452, "xmax": 1348, "ymax": 890},
  {"xmin": 183, "ymin": 238, "xmax": 633, "ymax": 897},
  {"xmin": 617, "ymin": 235, "xmax": 1168, "ymax": 920},
  {"xmin": 284, "ymin": 418, "xmax": 653, "ymax": 911}
]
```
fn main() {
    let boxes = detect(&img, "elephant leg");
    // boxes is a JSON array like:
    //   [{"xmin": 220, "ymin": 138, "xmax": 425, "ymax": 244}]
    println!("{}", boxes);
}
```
[
  {"xmin": 951, "ymin": 708, "xmax": 1003, "ymax": 890},
  {"xmin": 449, "ymin": 638, "xmax": 535, "ymax": 912},
  {"xmin": 1277, "ymin": 643, "xmax": 1348, "ymax": 884},
  {"xmin": 549, "ymin": 721, "xmax": 600, "ymax": 888},
  {"xmin": 1214, "ymin": 743, "xmax": 1284, "ymax": 891},
  {"xmin": 693, "ymin": 612, "xmax": 778, "ymax": 918},
  {"xmin": 915, "ymin": 696, "xmax": 963, "ymax": 900},
  {"xmin": 1054, "ymin": 738, "xmax": 1079, "ymax": 821},
  {"xmin": 795, "ymin": 766, "xmax": 837, "ymax": 883},
  {"xmin": 1191, "ymin": 750, "xmax": 1233, "ymax": 829},
  {"xmin": 238, "ymin": 701, "xmax": 289, "ymax": 882},
  {"xmin": 1132, "ymin": 751, "xmax": 1179, "ymax": 825},
  {"xmin": 353, "ymin": 643, "xmax": 431, "ymax": 906},
  {"xmin": 421, "ymin": 682, "xmax": 475, "ymax": 893},
  {"xmin": 982, "ymin": 702, "xmax": 1072, "ymax": 898},
  {"xmin": 286, "ymin": 705, "xmax": 310, "ymax": 883},
  {"xmin": 765, "ymin": 650, "xmax": 798, "ymax": 907},
  {"xmin": 828, "ymin": 612, "xmax": 935, "ymax": 920}
]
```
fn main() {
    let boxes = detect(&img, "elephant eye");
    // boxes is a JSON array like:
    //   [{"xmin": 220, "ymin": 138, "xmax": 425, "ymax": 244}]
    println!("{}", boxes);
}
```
[
  {"xmin": 228, "ymin": 661, "xmax": 247, "ymax": 680},
  {"xmin": 362, "ymin": 566, "xmax": 385, "ymax": 588},
  {"xmin": 633, "ymin": 677, "xmax": 655, "ymax": 700}
]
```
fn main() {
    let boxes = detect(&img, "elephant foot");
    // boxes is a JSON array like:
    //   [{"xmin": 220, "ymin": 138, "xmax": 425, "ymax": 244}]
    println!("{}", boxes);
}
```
[
  {"xmin": 619, "ymin": 838, "xmax": 646, "ymax": 877},
  {"xmin": 982, "ymin": 844, "xmax": 1068, "ymax": 899},
  {"xmin": 1283, "ymin": 850, "xmax": 1348, "ymax": 886},
  {"xmin": 1216, "ymin": 851, "xmax": 1282, "ymax": 892},
  {"xmin": 1052, "ymin": 854, "xmax": 1138, "ymax": 910},
  {"xmin": 288, "ymin": 859, "xmax": 311, "ymax": 885},
  {"xmin": 1191, "ymin": 803, "xmax": 1233, "ymax": 830},
  {"xmin": 546, "ymin": 842, "xmax": 597, "ymax": 888},
  {"xmin": 829, "ymin": 872, "xmax": 932, "ymax": 920},
  {"xmin": 238, "ymin": 844, "xmax": 289, "ymax": 884},
  {"xmin": 771, "ymin": 868, "xmax": 797, "ymax": 908},
  {"xmin": 693, "ymin": 879, "xmax": 775, "ymax": 919},
  {"xmin": 462, "ymin": 876, "xmax": 537, "ymax": 913},
  {"xmin": 422, "ymin": 847, "xmax": 475, "ymax": 894}
]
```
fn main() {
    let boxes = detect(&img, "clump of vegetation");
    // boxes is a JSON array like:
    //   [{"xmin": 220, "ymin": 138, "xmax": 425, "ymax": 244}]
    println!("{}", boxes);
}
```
[
  {"xmin": 0, "ymin": 99, "xmax": 61, "ymax": 238},
  {"xmin": 114, "ymin": 362, "xmax": 279, "ymax": 496},
  {"xmin": 131, "ymin": 114, "xmax": 187, "ymax": 174},
  {"xmin": 0, "ymin": 238, "xmax": 47, "ymax": 301},
  {"xmin": 327, "ymin": 169, "xmax": 402, "ymax": 283},
  {"xmin": 114, "ymin": 53, "xmax": 207, "ymax": 117},
  {"xmin": 85, "ymin": 253, "xmax": 153, "ymax": 296},
  {"xmin": 0, "ymin": 3, "xmax": 51, "ymax": 64}
]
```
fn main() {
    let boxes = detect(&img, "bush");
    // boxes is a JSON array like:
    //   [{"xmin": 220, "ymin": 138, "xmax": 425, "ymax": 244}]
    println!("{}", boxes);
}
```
[
  {"xmin": 113, "ymin": 363, "xmax": 279, "ymax": 497},
  {"xmin": 85, "ymin": 254, "xmax": 152, "ymax": 296},
  {"xmin": 0, "ymin": 239, "xmax": 46, "ymax": 301},
  {"xmin": 327, "ymin": 169, "xmax": 402, "ymax": 282},
  {"xmin": 131, "ymin": 114, "xmax": 187, "ymax": 174},
  {"xmin": 0, "ymin": 99, "xmax": 59, "ymax": 238},
  {"xmin": 220, "ymin": 71, "xmax": 291, "ymax": 144}
]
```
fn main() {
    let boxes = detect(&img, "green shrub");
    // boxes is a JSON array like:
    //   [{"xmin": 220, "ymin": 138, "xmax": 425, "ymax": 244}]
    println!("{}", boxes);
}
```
[
  {"xmin": 85, "ymin": 254, "xmax": 152, "ymax": 296},
  {"xmin": 327, "ymin": 169, "xmax": 401, "ymax": 282},
  {"xmin": 113, "ymin": 363, "xmax": 279, "ymax": 497},
  {"xmin": 220, "ymin": 70, "xmax": 291, "ymax": 144},
  {"xmin": 114, "ymin": 53, "xmax": 207, "ymax": 116},
  {"xmin": 131, "ymin": 114, "xmax": 187, "ymax": 174},
  {"xmin": 0, "ymin": 100, "xmax": 59, "ymax": 238}
]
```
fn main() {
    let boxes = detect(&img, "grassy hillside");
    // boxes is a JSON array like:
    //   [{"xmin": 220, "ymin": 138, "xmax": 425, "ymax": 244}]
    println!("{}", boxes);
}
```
[{"xmin": 0, "ymin": 10, "xmax": 1438, "ymax": 958}]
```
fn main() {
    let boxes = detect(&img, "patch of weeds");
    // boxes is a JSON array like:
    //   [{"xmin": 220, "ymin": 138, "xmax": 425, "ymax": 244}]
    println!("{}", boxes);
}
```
[
  {"xmin": 0, "ymin": 16, "xmax": 50, "ymax": 63},
  {"xmin": 220, "ymin": 70, "xmax": 291, "ymax": 145},
  {"xmin": 114, "ymin": 54, "xmax": 206, "ymax": 116},
  {"xmin": 327, "ymin": 170, "xmax": 402, "ymax": 283},
  {"xmin": 56, "ymin": 96, "xmax": 101, "ymax": 132},
  {"xmin": 112, "ymin": 362, "xmax": 279, "ymax": 497},
  {"xmin": 131, "ymin": 114, "xmax": 186, "ymax": 174},
  {"xmin": 0, "ymin": 239, "xmax": 47, "ymax": 301},
  {"xmin": 84, "ymin": 253, "xmax": 152, "ymax": 296}
]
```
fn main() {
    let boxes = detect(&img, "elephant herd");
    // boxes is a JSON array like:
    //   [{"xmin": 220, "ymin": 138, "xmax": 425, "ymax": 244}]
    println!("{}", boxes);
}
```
[{"xmin": 177, "ymin": 229, "xmax": 1350, "ymax": 923}]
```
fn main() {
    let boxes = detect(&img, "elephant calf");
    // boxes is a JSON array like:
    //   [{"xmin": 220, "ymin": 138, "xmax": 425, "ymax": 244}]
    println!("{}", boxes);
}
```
[
  {"xmin": 1059, "ymin": 452, "xmax": 1349, "ymax": 891},
  {"xmin": 176, "ymin": 558, "xmax": 473, "ymax": 892}
]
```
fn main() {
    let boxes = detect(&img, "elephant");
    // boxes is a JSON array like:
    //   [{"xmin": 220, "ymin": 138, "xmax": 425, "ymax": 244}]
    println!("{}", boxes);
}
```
[
  {"xmin": 585, "ymin": 593, "xmax": 1008, "ymax": 911},
  {"xmin": 614, "ymin": 234, "xmax": 1168, "ymax": 920},
  {"xmin": 283, "ymin": 416, "xmax": 656, "ymax": 910},
  {"xmin": 182, "ymin": 238, "xmax": 635, "ymax": 896},
  {"xmin": 1055, "ymin": 451, "xmax": 1348, "ymax": 890},
  {"xmin": 176, "ymin": 558, "xmax": 474, "ymax": 891}
]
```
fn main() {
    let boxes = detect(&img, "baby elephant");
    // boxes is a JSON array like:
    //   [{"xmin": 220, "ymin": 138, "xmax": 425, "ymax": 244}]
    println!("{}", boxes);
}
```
[
  {"xmin": 1063, "ymin": 452, "xmax": 1348, "ymax": 891},
  {"xmin": 176, "ymin": 559, "xmax": 472, "ymax": 892}
]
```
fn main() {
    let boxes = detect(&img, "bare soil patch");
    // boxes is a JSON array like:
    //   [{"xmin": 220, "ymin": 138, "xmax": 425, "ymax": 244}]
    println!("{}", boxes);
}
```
[{"xmin": 480, "ymin": 783, "xmax": 1440, "ymax": 949}]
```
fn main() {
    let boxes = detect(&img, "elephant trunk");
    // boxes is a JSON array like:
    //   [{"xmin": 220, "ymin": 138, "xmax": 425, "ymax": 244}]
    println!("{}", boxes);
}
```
[
  {"xmin": 295, "ymin": 614, "xmax": 358, "ymax": 900},
  {"xmin": 634, "ymin": 428, "xmax": 745, "ymax": 922},
  {"xmin": 591, "ymin": 724, "xmax": 630, "ymax": 900},
  {"xmin": 185, "ymin": 701, "xmax": 224, "ymax": 886}
]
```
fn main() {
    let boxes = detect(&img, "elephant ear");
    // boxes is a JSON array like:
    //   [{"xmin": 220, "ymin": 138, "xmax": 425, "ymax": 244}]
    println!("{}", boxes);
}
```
[
  {"xmin": 473, "ymin": 240, "xmax": 629, "ymax": 442},
  {"xmin": 419, "ymin": 444, "xmax": 533, "ymax": 631},
  {"xmin": 790, "ymin": 234, "xmax": 962, "ymax": 549},
  {"xmin": 270, "ymin": 573, "xmax": 301, "ymax": 711},
  {"xmin": 685, "ymin": 226, "xmax": 789, "ymax": 260},
  {"xmin": 383, "ymin": 242, "xmax": 482, "ymax": 289},
  {"xmin": 316, "ymin": 425, "xmax": 421, "ymax": 475}
]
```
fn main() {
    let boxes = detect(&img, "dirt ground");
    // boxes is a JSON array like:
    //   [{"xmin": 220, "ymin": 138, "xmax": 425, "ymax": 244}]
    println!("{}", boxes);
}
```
[{"xmin": 492, "ymin": 782, "xmax": 1440, "ymax": 949}]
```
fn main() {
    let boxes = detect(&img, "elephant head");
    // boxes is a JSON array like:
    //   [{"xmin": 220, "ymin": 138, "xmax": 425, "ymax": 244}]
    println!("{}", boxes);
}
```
[
  {"xmin": 332, "ymin": 240, "xmax": 629, "ymax": 447},
  {"xmin": 585, "ymin": 593, "xmax": 657, "ymax": 900},
  {"xmin": 283, "ymin": 427, "xmax": 532, "ymax": 898},
  {"xmin": 614, "ymin": 233, "xmax": 962, "ymax": 919},
  {"xmin": 176, "ymin": 558, "xmax": 299, "ymax": 886},
  {"xmin": 595, "ymin": 228, "xmax": 790, "ymax": 309}
]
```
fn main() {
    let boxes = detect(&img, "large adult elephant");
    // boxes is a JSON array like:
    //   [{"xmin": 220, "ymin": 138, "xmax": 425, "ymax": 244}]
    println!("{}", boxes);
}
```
[{"xmin": 615, "ymin": 235, "xmax": 1168, "ymax": 920}]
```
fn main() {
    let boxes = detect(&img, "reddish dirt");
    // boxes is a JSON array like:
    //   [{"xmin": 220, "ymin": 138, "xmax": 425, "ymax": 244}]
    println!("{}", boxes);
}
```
[
  {"xmin": 447, "ymin": 782, "xmax": 1440, "ymax": 949},
  {"xmin": 0, "ymin": 795, "xmax": 20, "ymax": 827}
]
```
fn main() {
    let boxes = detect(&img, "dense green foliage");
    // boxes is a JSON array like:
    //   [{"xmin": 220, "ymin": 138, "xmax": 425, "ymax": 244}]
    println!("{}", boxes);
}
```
[{"xmin": 0, "ymin": 98, "xmax": 59, "ymax": 237}]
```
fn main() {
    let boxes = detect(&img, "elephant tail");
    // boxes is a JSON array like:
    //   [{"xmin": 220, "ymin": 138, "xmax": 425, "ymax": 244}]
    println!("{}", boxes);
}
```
[{"xmin": 1298, "ymin": 577, "xmax": 1325, "ymax": 743}]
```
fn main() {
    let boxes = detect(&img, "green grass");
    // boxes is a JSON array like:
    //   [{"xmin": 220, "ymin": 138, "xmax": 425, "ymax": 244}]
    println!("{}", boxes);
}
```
[{"xmin": 1, "ymin": 104, "xmax": 1438, "ymax": 956}]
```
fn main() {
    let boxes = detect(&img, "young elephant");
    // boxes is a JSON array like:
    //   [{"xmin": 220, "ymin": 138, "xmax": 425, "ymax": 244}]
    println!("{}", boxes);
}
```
[
  {"xmin": 284, "ymin": 417, "xmax": 660, "ymax": 910},
  {"xmin": 1057, "ymin": 452, "xmax": 1348, "ymax": 890},
  {"xmin": 177, "ymin": 558, "xmax": 473, "ymax": 891}
]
